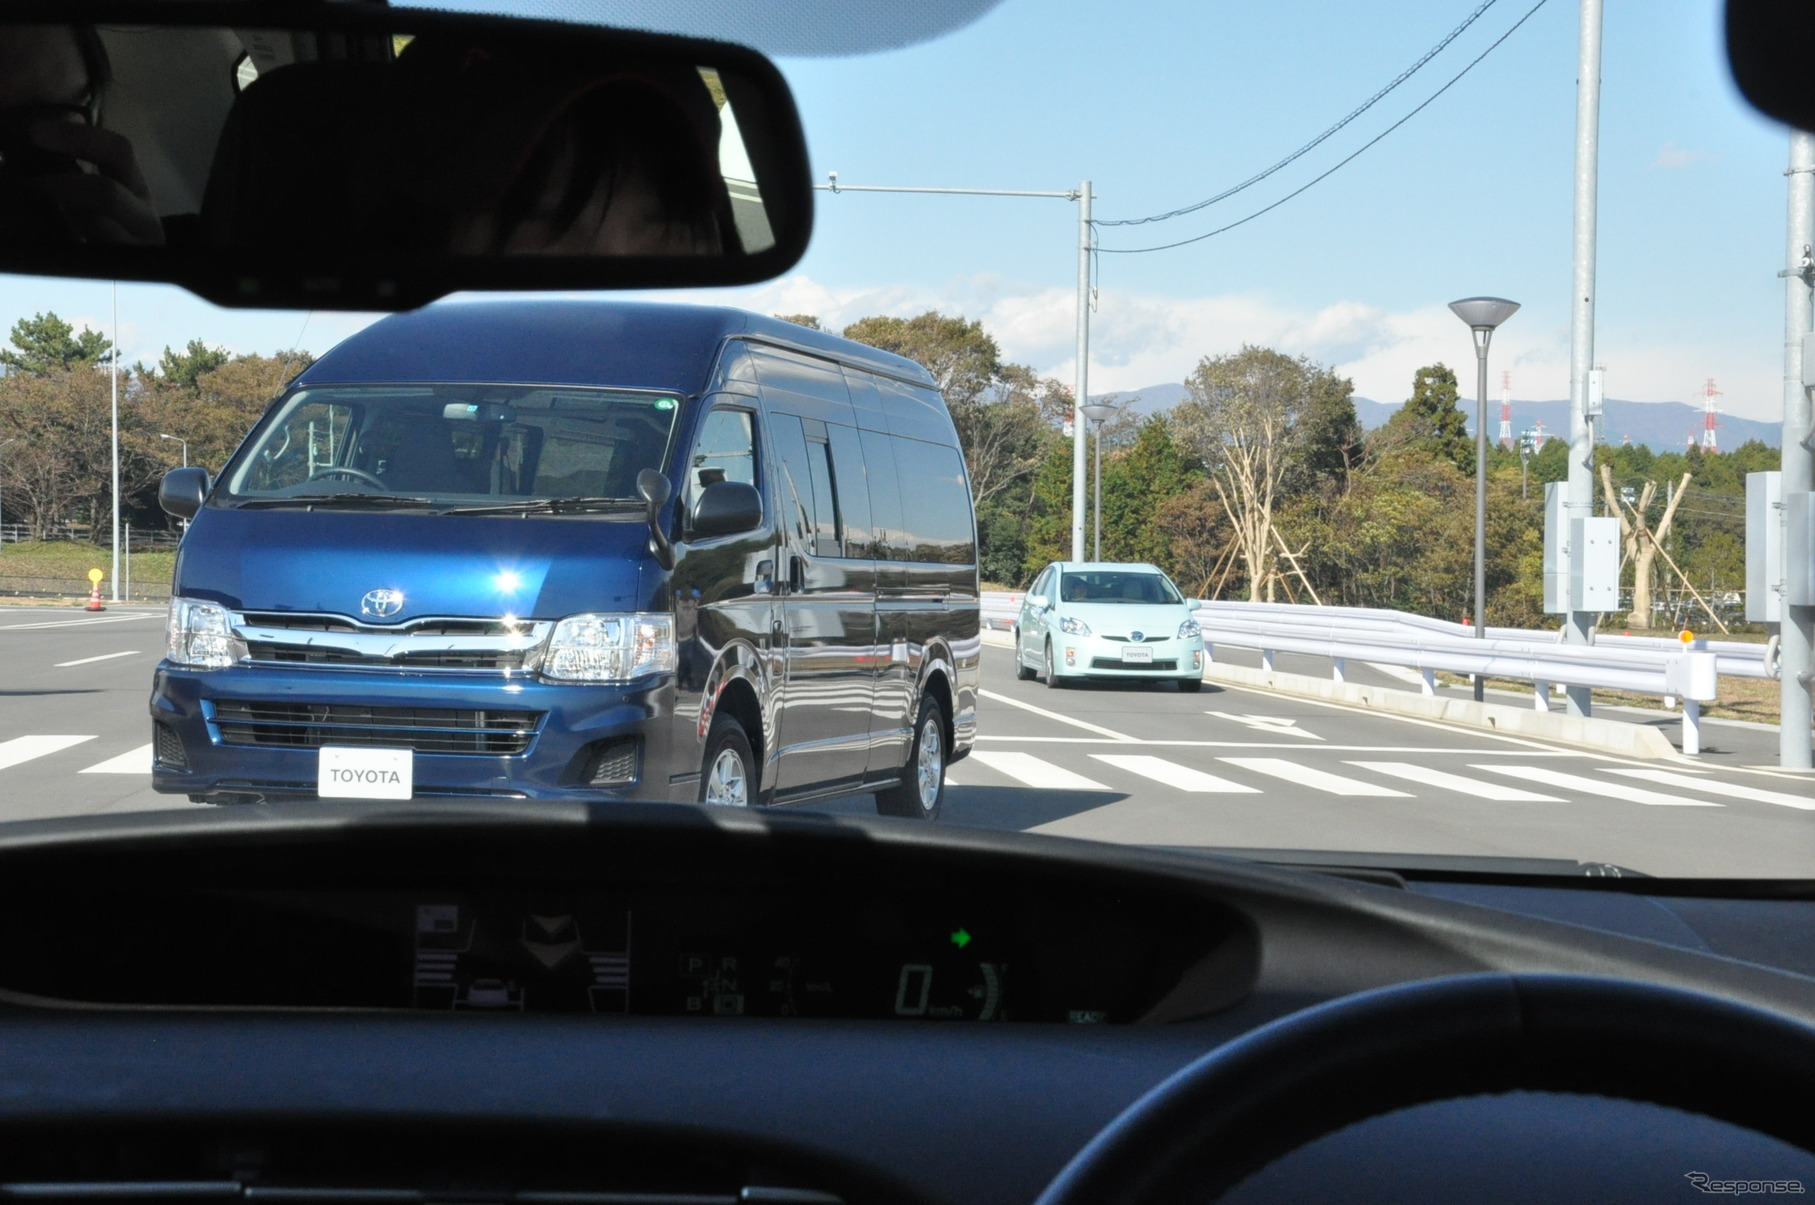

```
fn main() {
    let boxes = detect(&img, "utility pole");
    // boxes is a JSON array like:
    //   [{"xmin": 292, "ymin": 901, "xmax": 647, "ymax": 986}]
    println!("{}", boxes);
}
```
[
  {"xmin": 1780, "ymin": 130, "xmax": 1814, "ymax": 769},
  {"xmin": 110, "ymin": 281, "xmax": 120, "ymax": 604},
  {"xmin": 816, "ymin": 175, "xmax": 1093, "ymax": 560},
  {"xmin": 1562, "ymin": 0, "xmax": 1604, "ymax": 717}
]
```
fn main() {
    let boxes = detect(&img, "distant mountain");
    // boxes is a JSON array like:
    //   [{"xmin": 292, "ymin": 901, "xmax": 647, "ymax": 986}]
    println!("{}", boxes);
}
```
[{"xmin": 1090, "ymin": 384, "xmax": 1780, "ymax": 451}]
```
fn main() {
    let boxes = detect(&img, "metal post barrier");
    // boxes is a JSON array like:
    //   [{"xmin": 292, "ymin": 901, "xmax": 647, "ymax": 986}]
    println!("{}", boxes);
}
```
[
  {"xmin": 1683, "ymin": 699, "xmax": 1702, "ymax": 756},
  {"xmin": 1533, "ymin": 680, "xmax": 1549, "ymax": 711},
  {"xmin": 1261, "ymin": 648, "xmax": 1275, "ymax": 672},
  {"xmin": 1332, "ymin": 657, "xmax": 1346, "ymax": 683},
  {"xmin": 1421, "ymin": 668, "xmax": 1436, "ymax": 696}
]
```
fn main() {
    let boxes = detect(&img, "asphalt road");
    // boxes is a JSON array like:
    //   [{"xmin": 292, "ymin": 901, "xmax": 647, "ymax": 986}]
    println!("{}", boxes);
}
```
[{"xmin": 2, "ymin": 605, "xmax": 1811, "ymax": 877}]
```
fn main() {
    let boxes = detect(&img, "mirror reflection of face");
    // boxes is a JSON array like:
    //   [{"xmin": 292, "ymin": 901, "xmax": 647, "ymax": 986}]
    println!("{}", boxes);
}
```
[{"xmin": 0, "ymin": 25, "xmax": 90, "ymax": 113}]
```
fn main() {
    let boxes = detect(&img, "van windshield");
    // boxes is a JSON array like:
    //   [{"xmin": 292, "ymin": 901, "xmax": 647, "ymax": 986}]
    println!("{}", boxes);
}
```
[{"xmin": 222, "ymin": 385, "xmax": 683, "ymax": 508}]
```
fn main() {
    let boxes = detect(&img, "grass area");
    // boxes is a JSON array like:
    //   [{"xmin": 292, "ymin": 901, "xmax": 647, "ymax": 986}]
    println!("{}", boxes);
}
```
[{"xmin": 0, "ymin": 540, "xmax": 176, "ymax": 594}]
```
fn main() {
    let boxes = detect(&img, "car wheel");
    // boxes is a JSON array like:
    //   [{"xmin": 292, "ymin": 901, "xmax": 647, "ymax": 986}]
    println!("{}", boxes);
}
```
[
  {"xmin": 1015, "ymin": 629, "xmax": 1036, "ymax": 680},
  {"xmin": 1178, "ymin": 677, "xmax": 1203, "ymax": 693},
  {"xmin": 699, "ymin": 716, "xmax": 756, "ymax": 807},
  {"xmin": 876, "ymin": 693, "xmax": 946, "ymax": 820},
  {"xmin": 1044, "ymin": 640, "xmax": 1067, "ymax": 689}
]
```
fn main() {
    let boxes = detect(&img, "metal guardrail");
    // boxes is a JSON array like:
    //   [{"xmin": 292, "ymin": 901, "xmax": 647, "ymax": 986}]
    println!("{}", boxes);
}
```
[{"xmin": 981, "ymin": 592, "xmax": 1760, "ymax": 755}]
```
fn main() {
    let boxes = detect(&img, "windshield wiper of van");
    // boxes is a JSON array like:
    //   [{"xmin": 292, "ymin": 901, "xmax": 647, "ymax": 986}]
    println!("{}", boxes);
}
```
[
  {"xmin": 234, "ymin": 493, "xmax": 442, "ymax": 510},
  {"xmin": 438, "ymin": 497, "xmax": 640, "ymax": 516}
]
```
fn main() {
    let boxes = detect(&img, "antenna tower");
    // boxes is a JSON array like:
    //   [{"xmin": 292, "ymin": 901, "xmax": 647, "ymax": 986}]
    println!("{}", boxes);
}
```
[
  {"xmin": 1700, "ymin": 378, "xmax": 1722, "ymax": 452},
  {"xmin": 1497, "ymin": 370, "xmax": 1512, "ymax": 449}
]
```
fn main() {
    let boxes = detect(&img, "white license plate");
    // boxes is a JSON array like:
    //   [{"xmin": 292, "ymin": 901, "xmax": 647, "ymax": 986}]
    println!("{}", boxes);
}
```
[
  {"xmin": 318, "ymin": 746, "xmax": 414, "ymax": 799},
  {"xmin": 1120, "ymin": 646, "xmax": 1155, "ymax": 664}
]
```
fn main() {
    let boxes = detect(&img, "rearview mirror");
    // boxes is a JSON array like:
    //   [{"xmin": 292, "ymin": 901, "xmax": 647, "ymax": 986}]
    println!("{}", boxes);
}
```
[
  {"xmin": 0, "ymin": 3, "xmax": 812, "ymax": 309},
  {"xmin": 1726, "ymin": 0, "xmax": 1815, "ymax": 131}
]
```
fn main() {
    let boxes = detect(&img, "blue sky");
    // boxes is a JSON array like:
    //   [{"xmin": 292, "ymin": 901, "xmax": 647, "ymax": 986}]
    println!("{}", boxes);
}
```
[{"xmin": 2, "ymin": 0, "xmax": 1796, "ymax": 422}]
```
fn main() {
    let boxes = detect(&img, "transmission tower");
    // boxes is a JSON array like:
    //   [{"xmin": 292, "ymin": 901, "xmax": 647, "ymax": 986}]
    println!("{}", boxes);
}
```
[
  {"xmin": 1497, "ymin": 370, "xmax": 1513, "ymax": 450},
  {"xmin": 1700, "ymin": 378, "xmax": 1722, "ymax": 452}
]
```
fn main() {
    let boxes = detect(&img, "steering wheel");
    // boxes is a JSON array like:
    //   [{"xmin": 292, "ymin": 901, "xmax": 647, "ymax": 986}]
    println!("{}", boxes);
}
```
[
  {"xmin": 309, "ymin": 465, "xmax": 387, "ymax": 488},
  {"xmin": 1035, "ymin": 974, "xmax": 1815, "ymax": 1205}
]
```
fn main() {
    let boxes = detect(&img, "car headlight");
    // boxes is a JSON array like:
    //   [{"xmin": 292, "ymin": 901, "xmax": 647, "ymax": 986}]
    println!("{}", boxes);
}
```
[
  {"xmin": 165, "ymin": 597, "xmax": 246, "ymax": 669},
  {"xmin": 542, "ymin": 613, "xmax": 677, "ymax": 683},
  {"xmin": 1060, "ymin": 616, "xmax": 1092, "ymax": 637},
  {"xmin": 1177, "ymin": 617, "xmax": 1201, "ymax": 640}
]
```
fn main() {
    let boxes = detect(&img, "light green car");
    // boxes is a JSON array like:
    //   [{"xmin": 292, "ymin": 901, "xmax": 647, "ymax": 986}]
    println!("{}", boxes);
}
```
[{"xmin": 1013, "ymin": 561, "xmax": 1205, "ymax": 691}]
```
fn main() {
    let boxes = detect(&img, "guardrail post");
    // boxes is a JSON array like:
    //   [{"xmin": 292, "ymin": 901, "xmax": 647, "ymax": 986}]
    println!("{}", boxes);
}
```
[
  {"xmin": 1683, "ymin": 699, "xmax": 1701, "ymax": 756},
  {"xmin": 1533, "ymin": 680, "xmax": 1549, "ymax": 712},
  {"xmin": 1420, "ymin": 668, "xmax": 1436, "ymax": 696},
  {"xmin": 1332, "ymin": 657, "xmax": 1346, "ymax": 683},
  {"xmin": 1261, "ymin": 648, "xmax": 1275, "ymax": 672},
  {"xmin": 1204, "ymin": 642, "xmax": 1214, "ymax": 664}
]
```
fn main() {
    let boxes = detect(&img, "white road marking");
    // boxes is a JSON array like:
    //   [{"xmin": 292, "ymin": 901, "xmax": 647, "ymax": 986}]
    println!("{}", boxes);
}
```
[
  {"xmin": 56, "ymin": 650, "xmax": 141, "ymax": 667},
  {"xmin": 978, "ymin": 689, "xmax": 1137, "ymax": 742},
  {"xmin": 1217, "ymin": 757, "xmax": 1411, "ymax": 797},
  {"xmin": 973, "ymin": 736, "xmax": 1583, "ymax": 755},
  {"xmin": 1089, "ymin": 754, "xmax": 1258, "ymax": 793},
  {"xmin": 0, "ymin": 612, "xmax": 159, "ymax": 631},
  {"xmin": 1603, "ymin": 768, "xmax": 1815, "ymax": 811},
  {"xmin": 0, "ymin": 735, "xmax": 97, "ymax": 770},
  {"xmin": 79, "ymin": 744, "xmax": 153, "ymax": 774},
  {"xmin": 1203, "ymin": 677, "xmax": 1573, "ymax": 751},
  {"xmin": 1474, "ymin": 765, "xmax": 1722, "ymax": 807},
  {"xmin": 1206, "ymin": 711, "xmax": 1322, "ymax": 740},
  {"xmin": 1345, "ymin": 761, "xmax": 1563, "ymax": 802},
  {"xmin": 969, "ymin": 752, "xmax": 1110, "ymax": 791}
]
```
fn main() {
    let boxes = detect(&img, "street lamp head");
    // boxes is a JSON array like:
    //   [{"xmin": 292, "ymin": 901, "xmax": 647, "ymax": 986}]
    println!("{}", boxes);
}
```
[
  {"xmin": 1080, "ymin": 402, "xmax": 1118, "ymax": 424},
  {"xmin": 1448, "ymin": 296, "xmax": 1520, "ymax": 331}
]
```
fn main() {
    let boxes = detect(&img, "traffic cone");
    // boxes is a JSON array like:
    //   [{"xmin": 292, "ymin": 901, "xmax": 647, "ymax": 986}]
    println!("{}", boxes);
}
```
[{"xmin": 85, "ymin": 580, "xmax": 104, "ymax": 612}]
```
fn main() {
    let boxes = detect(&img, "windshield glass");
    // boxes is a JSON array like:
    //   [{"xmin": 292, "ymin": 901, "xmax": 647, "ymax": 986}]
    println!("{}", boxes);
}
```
[
  {"xmin": 1059, "ymin": 571, "xmax": 1183, "ymax": 605},
  {"xmin": 222, "ymin": 386, "xmax": 681, "ymax": 506}
]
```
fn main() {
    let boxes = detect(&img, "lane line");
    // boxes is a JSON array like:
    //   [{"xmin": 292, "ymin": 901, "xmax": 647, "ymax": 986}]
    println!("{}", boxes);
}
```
[
  {"xmin": 79, "ymin": 744, "xmax": 153, "ymax": 775},
  {"xmin": 1602, "ymin": 768, "xmax": 1815, "ymax": 811},
  {"xmin": 0, "ymin": 613, "xmax": 159, "ymax": 631},
  {"xmin": 974, "ymin": 736, "xmax": 1585, "ymax": 754},
  {"xmin": 1218, "ymin": 757, "xmax": 1411, "ymax": 798},
  {"xmin": 0, "ymin": 735, "xmax": 97, "ymax": 770},
  {"xmin": 978, "ymin": 689, "xmax": 1137, "ymax": 742},
  {"xmin": 1473, "ymin": 765, "xmax": 1722, "ymax": 807},
  {"xmin": 969, "ymin": 752, "xmax": 1110, "ymax": 791},
  {"xmin": 1344, "ymin": 761, "xmax": 1563, "ymax": 802},
  {"xmin": 1202, "ymin": 677, "xmax": 1579, "ymax": 753},
  {"xmin": 56, "ymin": 650, "xmax": 141, "ymax": 667},
  {"xmin": 1089, "ymin": 754, "xmax": 1258, "ymax": 793}
]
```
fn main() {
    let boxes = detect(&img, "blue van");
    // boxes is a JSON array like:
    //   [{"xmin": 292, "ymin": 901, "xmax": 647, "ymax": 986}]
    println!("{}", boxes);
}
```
[{"xmin": 151, "ymin": 300, "xmax": 980, "ymax": 819}]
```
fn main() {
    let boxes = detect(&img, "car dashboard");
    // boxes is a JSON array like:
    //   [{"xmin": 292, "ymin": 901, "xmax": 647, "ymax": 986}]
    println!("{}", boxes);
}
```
[{"xmin": 0, "ymin": 801, "xmax": 1812, "ymax": 1205}]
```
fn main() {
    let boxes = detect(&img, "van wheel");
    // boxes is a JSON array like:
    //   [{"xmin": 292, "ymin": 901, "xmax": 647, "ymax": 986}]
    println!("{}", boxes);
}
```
[
  {"xmin": 1014, "ymin": 629, "xmax": 1036, "ymax": 680},
  {"xmin": 1044, "ymin": 640, "xmax": 1067, "ymax": 689},
  {"xmin": 877, "ymin": 694, "xmax": 946, "ymax": 821},
  {"xmin": 699, "ymin": 717, "xmax": 756, "ymax": 807}
]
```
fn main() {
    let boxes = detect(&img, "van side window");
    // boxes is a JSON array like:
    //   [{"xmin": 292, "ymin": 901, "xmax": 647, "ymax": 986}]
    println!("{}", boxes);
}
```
[
  {"xmin": 890, "ymin": 437, "xmax": 976, "ymax": 565},
  {"xmin": 771, "ymin": 415, "xmax": 846, "ymax": 558},
  {"xmin": 804, "ymin": 435, "xmax": 841, "ymax": 558},
  {"xmin": 826, "ymin": 423, "xmax": 872, "ymax": 555},
  {"xmin": 768, "ymin": 414, "xmax": 816, "ymax": 546},
  {"xmin": 684, "ymin": 406, "xmax": 758, "ymax": 519},
  {"xmin": 858, "ymin": 427, "xmax": 904, "ymax": 561}
]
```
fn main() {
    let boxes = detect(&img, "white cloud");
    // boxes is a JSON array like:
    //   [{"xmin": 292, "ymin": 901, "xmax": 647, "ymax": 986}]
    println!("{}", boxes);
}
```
[{"xmin": 1649, "ymin": 141, "xmax": 1705, "ymax": 170}]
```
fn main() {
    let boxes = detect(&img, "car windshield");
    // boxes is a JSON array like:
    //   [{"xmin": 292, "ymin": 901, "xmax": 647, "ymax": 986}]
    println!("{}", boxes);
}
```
[
  {"xmin": 0, "ymin": 0, "xmax": 1808, "ymax": 883},
  {"xmin": 222, "ymin": 386, "xmax": 681, "ymax": 507}
]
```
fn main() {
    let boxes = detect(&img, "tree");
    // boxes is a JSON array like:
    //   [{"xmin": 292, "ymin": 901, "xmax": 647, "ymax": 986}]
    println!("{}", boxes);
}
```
[
  {"xmin": 1098, "ymin": 416, "xmax": 1198, "ymax": 567},
  {"xmin": 0, "ymin": 312, "xmax": 112, "ymax": 376},
  {"xmin": 772, "ymin": 314, "xmax": 823, "ymax": 331},
  {"xmin": 841, "ymin": 312, "xmax": 1001, "ymax": 409},
  {"xmin": 1172, "ymin": 345, "xmax": 1338, "ymax": 601},
  {"xmin": 142, "ymin": 351, "xmax": 315, "ymax": 477},
  {"xmin": 155, "ymin": 339, "xmax": 232, "ymax": 390},
  {"xmin": 1373, "ymin": 364, "xmax": 1470, "ymax": 472}
]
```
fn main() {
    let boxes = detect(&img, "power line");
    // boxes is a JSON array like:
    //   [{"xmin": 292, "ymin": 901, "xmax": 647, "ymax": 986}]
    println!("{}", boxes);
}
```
[
  {"xmin": 1097, "ymin": 0, "xmax": 1552, "ymax": 256},
  {"xmin": 1097, "ymin": 0, "xmax": 1502, "ymax": 229}
]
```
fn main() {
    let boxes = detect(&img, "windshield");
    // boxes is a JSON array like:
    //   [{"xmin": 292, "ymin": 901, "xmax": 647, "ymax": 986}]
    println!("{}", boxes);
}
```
[
  {"xmin": 0, "ymin": 1, "xmax": 1809, "ymax": 883},
  {"xmin": 222, "ymin": 385, "xmax": 681, "ymax": 507}
]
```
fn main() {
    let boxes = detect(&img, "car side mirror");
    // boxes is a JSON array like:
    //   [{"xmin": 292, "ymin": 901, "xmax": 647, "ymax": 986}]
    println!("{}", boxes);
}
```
[
  {"xmin": 1026, "ymin": 594, "xmax": 1048, "ymax": 610},
  {"xmin": 691, "ymin": 480, "xmax": 763, "ymax": 538},
  {"xmin": 1185, "ymin": 598, "xmax": 1203, "ymax": 609},
  {"xmin": 159, "ymin": 466, "xmax": 211, "ymax": 519}
]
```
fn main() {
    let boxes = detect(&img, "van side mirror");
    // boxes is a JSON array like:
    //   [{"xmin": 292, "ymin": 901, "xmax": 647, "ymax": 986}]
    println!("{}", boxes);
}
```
[
  {"xmin": 159, "ymin": 466, "xmax": 211, "ymax": 519},
  {"xmin": 691, "ymin": 480, "xmax": 763, "ymax": 538},
  {"xmin": 637, "ymin": 468, "xmax": 675, "ymax": 570}
]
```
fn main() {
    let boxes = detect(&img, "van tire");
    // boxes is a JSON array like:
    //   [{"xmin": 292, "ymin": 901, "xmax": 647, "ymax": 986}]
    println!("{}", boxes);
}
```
[
  {"xmin": 876, "ymin": 694, "xmax": 946, "ymax": 821},
  {"xmin": 699, "ymin": 717, "xmax": 756, "ymax": 807}
]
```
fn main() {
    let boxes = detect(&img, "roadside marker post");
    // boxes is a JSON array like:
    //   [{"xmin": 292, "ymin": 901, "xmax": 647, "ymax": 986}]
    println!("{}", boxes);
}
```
[{"xmin": 84, "ymin": 568, "xmax": 105, "ymax": 612}]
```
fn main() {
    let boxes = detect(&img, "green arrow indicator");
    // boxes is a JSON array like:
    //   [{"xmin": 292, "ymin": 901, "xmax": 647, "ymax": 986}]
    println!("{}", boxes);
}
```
[{"xmin": 950, "ymin": 928, "xmax": 971, "ymax": 948}]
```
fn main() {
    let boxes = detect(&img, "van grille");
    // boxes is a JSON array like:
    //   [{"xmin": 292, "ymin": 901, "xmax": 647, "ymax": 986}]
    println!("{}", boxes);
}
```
[
  {"xmin": 211, "ymin": 701, "xmax": 541, "ymax": 755},
  {"xmin": 241, "ymin": 643, "xmax": 529, "ymax": 671},
  {"xmin": 231, "ymin": 613, "xmax": 549, "ymax": 676}
]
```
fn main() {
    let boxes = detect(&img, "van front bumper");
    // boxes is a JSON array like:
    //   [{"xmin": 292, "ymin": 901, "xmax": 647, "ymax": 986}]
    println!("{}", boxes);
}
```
[{"xmin": 149, "ymin": 663, "xmax": 685, "ymax": 804}]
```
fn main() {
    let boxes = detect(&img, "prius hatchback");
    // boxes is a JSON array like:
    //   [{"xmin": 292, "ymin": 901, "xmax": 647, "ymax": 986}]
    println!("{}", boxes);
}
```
[{"xmin": 1013, "ymin": 562, "xmax": 1205, "ymax": 691}]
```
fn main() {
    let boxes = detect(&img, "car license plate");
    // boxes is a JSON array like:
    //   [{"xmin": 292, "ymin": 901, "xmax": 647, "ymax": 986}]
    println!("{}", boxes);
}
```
[
  {"xmin": 1120, "ymin": 646, "xmax": 1154, "ymax": 664},
  {"xmin": 318, "ymin": 746, "xmax": 414, "ymax": 799}
]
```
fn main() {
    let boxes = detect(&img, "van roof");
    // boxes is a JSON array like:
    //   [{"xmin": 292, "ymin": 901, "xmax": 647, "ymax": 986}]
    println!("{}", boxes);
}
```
[{"xmin": 298, "ymin": 299, "xmax": 937, "ymax": 393}]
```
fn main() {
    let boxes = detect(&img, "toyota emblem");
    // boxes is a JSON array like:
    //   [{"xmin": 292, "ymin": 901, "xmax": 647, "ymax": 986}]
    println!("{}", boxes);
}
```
[
  {"xmin": 1130, "ymin": 631, "xmax": 1145, "ymax": 643},
  {"xmin": 361, "ymin": 588, "xmax": 405, "ymax": 619}
]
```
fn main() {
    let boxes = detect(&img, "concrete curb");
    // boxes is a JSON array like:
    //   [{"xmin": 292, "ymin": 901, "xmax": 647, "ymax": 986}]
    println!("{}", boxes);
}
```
[{"xmin": 1200, "ymin": 660, "xmax": 1680, "ymax": 760}]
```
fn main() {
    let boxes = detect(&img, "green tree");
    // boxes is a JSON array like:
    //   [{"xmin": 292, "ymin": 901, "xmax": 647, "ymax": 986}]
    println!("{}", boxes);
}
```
[
  {"xmin": 841, "ymin": 312, "xmax": 1000, "ymax": 409},
  {"xmin": 1099, "ymin": 416, "xmax": 1198, "ymax": 567},
  {"xmin": 1374, "ymin": 364, "xmax": 1470, "ymax": 472},
  {"xmin": 0, "ymin": 312, "xmax": 112, "ymax": 376},
  {"xmin": 772, "ymin": 313, "xmax": 823, "ymax": 331},
  {"xmin": 155, "ymin": 339, "xmax": 232, "ymax": 390}
]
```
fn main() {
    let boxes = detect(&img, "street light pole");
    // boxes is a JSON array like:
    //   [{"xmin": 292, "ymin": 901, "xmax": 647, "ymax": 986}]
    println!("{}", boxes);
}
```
[
  {"xmin": 1450, "ymin": 297, "xmax": 1520, "ymax": 703},
  {"xmin": 159, "ymin": 433, "xmax": 189, "ymax": 467},
  {"xmin": 815, "ymin": 174, "xmax": 1094, "ymax": 559},
  {"xmin": 1080, "ymin": 401, "xmax": 1118, "ymax": 561}
]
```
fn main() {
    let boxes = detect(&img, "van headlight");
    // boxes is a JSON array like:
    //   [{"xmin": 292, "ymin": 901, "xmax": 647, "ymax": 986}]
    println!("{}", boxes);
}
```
[
  {"xmin": 166, "ymin": 598, "xmax": 246, "ymax": 669},
  {"xmin": 542, "ymin": 613, "xmax": 677, "ymax": 683},
  {"xmin": 1177, "ymin": 617, "xmax": 1201, "ymax": 640}
]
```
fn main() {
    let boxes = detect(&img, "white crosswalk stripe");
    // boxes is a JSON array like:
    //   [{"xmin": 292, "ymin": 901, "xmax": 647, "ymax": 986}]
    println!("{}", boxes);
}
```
[
  {"xmin": 1089, "ymin": 754, "xmax": 1258, "ymax": 793},
  {"xmin": 968, "ymin": 752, "xmax": 1109, "ymax": 791},
  {"xmin": 1217, "ymin": 757, "xmax": 1411, "ymax": 797},
  {"xmin": 0, "ymin": 735, "xmax": 96, "ymax": 770},
  {"xmin": 1474, "ymin": 765, "xmax": 1722, "ymax": 807},
  {"xmin": 1345, "ymin": 761, "xmax": 1564, "ymax": 802},
  {"xmin": 1602, "ymin": 768, "xmax": 1815, "ymax": 811},
  {"xmin": 79, "ymin": 744, "xmax": 153, "ymax": 775}
]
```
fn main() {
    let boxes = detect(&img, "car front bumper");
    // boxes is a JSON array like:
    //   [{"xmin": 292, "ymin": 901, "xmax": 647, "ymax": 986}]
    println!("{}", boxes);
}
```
[{"xmin": 1051, "ymin": 634, "xmax": 1204, "ymax": 680}]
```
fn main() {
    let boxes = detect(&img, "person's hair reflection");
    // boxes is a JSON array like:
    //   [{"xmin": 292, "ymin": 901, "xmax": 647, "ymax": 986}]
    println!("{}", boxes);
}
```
[{"xmin": 0, "ymin": 24, "xmax": 162, "ymax": 245}]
